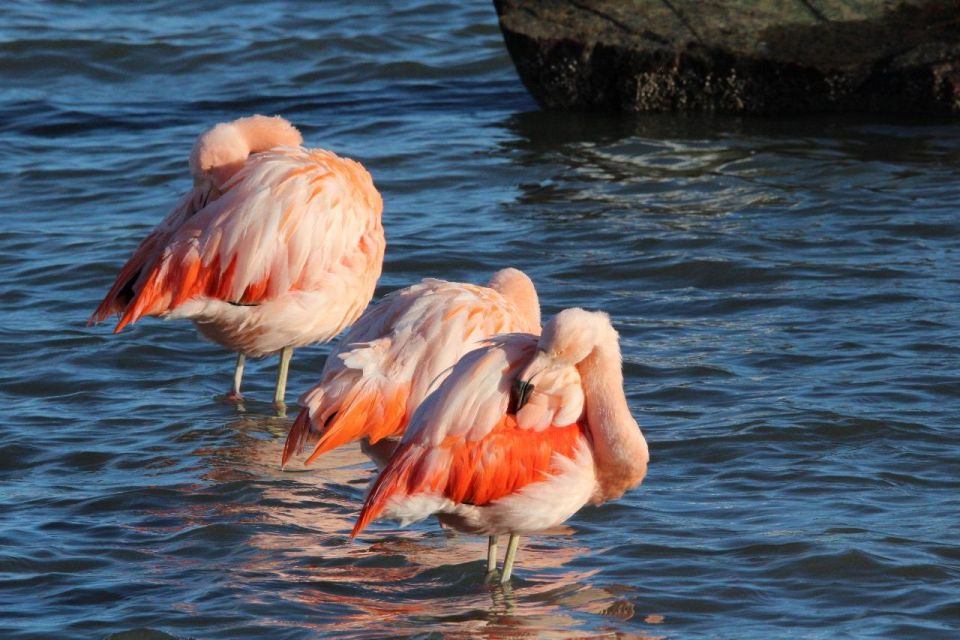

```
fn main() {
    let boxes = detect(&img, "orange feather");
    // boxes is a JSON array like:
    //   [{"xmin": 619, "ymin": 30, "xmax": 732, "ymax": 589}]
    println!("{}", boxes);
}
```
[
  {"xmin": 352, "ymin": 417, "xmax": 583, "ymax": 537},
  {"xmin": 282, "ymin": 382, "xmax": 411, "ymax": 468}
]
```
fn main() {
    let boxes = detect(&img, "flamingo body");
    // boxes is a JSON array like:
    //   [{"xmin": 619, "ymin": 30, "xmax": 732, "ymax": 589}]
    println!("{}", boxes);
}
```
[
  {"xmin": 352, "ymin": 333, "xmax": 589, "ymax": 536},
  {"xmin": 352, "ymin": 308, "xmax": 649, "ymax": 580},
  {"xmin": 89, "ymin": 116, "xmax": 384, "ymax": 401},
  {"xmin": 282, "ymin": 268, "xmax": 540, "ymax": 468}
]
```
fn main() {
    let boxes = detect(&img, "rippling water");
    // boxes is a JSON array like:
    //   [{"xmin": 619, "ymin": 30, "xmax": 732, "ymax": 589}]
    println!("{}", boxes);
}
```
[{"xmin": 3, "ymin": 2, "xmax": 960, "ymax": 638}]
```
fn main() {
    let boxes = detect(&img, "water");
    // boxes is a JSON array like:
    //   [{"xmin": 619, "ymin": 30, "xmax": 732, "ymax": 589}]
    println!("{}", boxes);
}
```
[{"xmin": 2, "ymin": 2, "xmax": 959, "ymax": 638}]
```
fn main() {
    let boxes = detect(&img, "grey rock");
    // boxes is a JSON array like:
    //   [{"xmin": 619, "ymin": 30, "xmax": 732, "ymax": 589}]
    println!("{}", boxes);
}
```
[{"xmin": 493, "ymin": 0, "xmax": 960, "ymax": 114}]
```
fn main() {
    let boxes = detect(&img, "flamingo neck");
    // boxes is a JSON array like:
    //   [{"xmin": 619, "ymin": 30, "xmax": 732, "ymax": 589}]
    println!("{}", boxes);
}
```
[
  {"xmin": 578, "ymin": 329, "xmax": 649, "ymax": 502},
  {"xmin": 501, "ymin": 287, "xmax": 540, "ymax": 333},
  {"xmin": 234, "ymin": 115, "xmax": 303, "ymax": 155},
  {"xmin": 487, "ymin": 269, "xmax": 541, "ymax": 333},
  {"xmin": 193, "ymin": 116, "xmax": 304, "ymax": 188}
]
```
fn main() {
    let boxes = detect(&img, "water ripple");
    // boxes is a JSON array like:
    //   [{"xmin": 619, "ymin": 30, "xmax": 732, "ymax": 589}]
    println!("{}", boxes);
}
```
[{"xmin": 2, "ymin": 1, "xmax": 960, "ymax": 639}]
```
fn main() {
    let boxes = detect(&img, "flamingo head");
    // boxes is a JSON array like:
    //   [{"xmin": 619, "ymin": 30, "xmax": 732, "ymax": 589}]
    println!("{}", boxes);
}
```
[
  {"xmin": 512, "ymin": 308, "xmax": 614, "ymax": 410},
  {"xmin": 189, "ymin": 115, "xmax": 303, "ymax": 190}
]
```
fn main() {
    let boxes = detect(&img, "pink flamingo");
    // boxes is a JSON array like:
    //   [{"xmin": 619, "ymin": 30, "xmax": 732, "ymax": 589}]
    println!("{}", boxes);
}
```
[
  {"xmin": 352, "ymin": 308, "xmax": 649, "ymax": 583},
  {"xmin": 281, "ymin": 268, "xmax": 541, "ymax": 469},
  {"xmin": 89, "ymin": 115, "xmax": 385, "ymax": 406}
]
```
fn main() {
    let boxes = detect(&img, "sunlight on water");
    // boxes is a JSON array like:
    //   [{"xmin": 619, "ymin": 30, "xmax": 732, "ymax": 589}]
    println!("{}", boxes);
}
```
[{"xmin": 2, "ymin": 1, "xmax": 960, "ymax": 639}]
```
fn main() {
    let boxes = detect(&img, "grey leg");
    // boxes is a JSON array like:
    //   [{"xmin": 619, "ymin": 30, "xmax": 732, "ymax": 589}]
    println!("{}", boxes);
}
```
[
  {"xmin": 486, "ymin": 536, "xmax": 499, "ymax": 574},
  {"xmin": 274, "ymin": 346, "xmax": 294, "ymax": 409},
  {"xmin": 227, "ymin": 353, "xmax": 245, "ymax": 401},
  {"xmin": 500, "ymin": 533, "xmax": 520, "ymax": 584}
]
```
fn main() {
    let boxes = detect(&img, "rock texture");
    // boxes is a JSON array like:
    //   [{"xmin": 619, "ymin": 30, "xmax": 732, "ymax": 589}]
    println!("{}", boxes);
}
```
[{"xmin": 493, "ymin": 0, "xmax": 960, "ymax": 114}]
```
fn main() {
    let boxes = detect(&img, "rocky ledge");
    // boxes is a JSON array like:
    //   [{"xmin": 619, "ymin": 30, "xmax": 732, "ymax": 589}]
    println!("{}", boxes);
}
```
[{"xmin": 493, "ymin": 0, "xmax": 960, "ymax": 114}]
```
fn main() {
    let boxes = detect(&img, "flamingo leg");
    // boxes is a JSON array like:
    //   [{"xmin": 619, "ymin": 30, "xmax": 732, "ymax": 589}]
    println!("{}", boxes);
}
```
[
  {"xmin": 226, "ymin": 353, "xmax": 245, "ymax": 401},
  {"xmin": 486, "ymin": 536, "xmax": 499, "ymax": 574},
  {"xmin": 500, "ymin": 534, "xmax": 520, "ymax": 584},
  {"xmin": 274, "ymin": 346, "xmax": 294, "ymax": 409}
]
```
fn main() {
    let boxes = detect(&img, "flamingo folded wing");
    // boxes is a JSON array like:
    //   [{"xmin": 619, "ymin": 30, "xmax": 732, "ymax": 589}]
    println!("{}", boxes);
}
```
[{"xmin": 89, "ymin": 186, "xmax": 212, "ymax": 325}]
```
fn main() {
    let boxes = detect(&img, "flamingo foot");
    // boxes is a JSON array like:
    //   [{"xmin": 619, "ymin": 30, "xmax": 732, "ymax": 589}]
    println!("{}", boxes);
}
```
[{"xmin": 223, "ymin": 390, "xmax": 245, "ymax": 403}]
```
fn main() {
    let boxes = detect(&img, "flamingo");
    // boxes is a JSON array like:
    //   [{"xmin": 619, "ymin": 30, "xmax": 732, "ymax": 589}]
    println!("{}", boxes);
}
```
[
  {"xmin": 88, "ymin": 115, "xmax": 385, "ymax": 406},
  {"xmin": 281, "ymin": 268, "xmax": 541, "ymax": 469},
  {"xmin": 351, "ymin": 308, "xmax": 649, "ymax": 583}
]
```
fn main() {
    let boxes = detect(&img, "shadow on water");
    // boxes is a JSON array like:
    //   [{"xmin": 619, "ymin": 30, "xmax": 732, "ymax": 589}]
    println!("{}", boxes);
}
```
[
  {"xmin": 502, "ymin": 110, "xmax": 960, "ymax": 154},
  {"xmin": 499, "ymin": 111, "xmax": 960, "ymax": 212}
]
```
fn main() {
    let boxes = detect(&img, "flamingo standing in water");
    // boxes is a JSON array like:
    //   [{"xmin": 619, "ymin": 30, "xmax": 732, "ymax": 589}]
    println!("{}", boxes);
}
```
[
  {"xmin": 89, "ymin": 115, "xmax": 385, "ymax": 406},
  {"xmin": 352, "ymin": 308, "xmax": 649, "ymax": 583},
  {"xmin": 281, "ymin": 268, "xmax": 541, "ymax": 469}
]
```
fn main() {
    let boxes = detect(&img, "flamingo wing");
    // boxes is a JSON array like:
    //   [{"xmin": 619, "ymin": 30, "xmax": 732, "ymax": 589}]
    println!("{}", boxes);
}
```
[
  {"xmin": 89, "ymin": 186, "xmax": 212, "ymax": 325},
  {"xmin": 352, "ymin": 333, "xmax": 586, "ymax": 536},
  {"xmin": 108, "ymin": 146, "xmax": 382, "ymax": 332},
  {"xmin": 283, "ymin": 280, "xmax": 537, "ymax": 467}
]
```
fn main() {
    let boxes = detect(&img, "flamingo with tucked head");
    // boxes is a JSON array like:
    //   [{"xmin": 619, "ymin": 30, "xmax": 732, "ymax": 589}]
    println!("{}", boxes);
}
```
[
  {"xmin": 281, "ymin": 267, "xmax": 541, "ymax": 469},
  {"xmin": 352, "ymin": 308, "xmax": 649, "ymax": 583},
  {"xmin": 89, "ymin": 115, "xmax": 385, "ymax": 407}
]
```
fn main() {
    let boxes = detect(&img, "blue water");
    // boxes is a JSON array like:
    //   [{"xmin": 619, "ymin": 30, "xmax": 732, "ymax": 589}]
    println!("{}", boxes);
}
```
[{"xmin": 2, "ymin": 2, "xmax": 960, "ymax": 638}]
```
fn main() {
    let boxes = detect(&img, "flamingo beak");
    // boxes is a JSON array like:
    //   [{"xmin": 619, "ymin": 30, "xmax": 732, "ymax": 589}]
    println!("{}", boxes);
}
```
[
  {"xmin": 191, "ymin": 177, "xmax": 220, "ymax": 210},
  {"xmin": 510, "ymin": 350, "xmax": 552, "ymax": 413},
  {"xmin": 510, "ymin": 378, "xmax": 535, "ymax": 413}
]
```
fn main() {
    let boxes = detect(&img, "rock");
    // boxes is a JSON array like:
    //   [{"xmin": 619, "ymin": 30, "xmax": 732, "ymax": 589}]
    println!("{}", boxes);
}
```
[{"xmin": 493, "ymin": 0, "xmax": 960, "ymax": 114}]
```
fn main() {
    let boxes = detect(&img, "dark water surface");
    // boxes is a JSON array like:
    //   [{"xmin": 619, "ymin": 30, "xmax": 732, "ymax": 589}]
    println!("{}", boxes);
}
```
[{"xmin": 2, "ymin": 2, "xmax": 959, "ymax": 638}]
